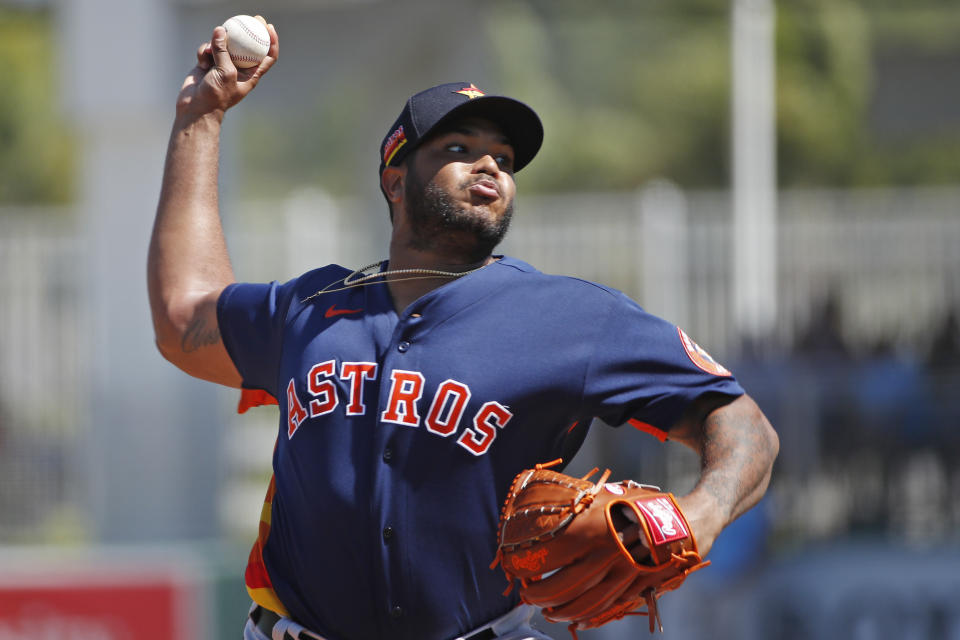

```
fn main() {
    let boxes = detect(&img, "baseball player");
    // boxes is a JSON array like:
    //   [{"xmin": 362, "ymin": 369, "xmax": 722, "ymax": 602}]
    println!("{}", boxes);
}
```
[{"xmin": 148, "ymin": 19, "xmax": 779, "ymax": 640}]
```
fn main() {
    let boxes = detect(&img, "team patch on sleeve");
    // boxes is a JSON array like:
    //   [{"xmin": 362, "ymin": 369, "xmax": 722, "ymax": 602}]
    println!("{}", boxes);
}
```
[{"xmin": 677, "ymin": 327, "xmax": 731, "ymax": 377}]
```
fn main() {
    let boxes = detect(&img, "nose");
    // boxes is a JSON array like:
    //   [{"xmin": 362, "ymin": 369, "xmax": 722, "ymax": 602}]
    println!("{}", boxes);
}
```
[{"xmin": 472, "ymin": 153, "xmax": 500, "ymax": 176}]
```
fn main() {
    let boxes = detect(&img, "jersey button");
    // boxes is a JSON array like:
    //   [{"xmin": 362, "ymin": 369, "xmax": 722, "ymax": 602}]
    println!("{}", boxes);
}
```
[
  {"xmin": 382, "ymin": 447, "xmax": 393, "ymax": 463},
  {"xmin": 397, "ymin": 341, "xmax": 410, "ymax": 352},
  {"xmin": 382, "ymin": 525, "xmax": 395, "ymax": 542},
  {"xmin": 390, "ymin": 605, "xmax": 403, "ymax": 619}
]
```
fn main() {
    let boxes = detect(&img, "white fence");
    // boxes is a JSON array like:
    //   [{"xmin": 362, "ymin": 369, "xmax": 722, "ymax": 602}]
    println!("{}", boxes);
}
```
[
  {"xmin": 1, "ymin": 186, "xmax": 959, "ymax": 541},
  {"xmin": 0, "ymin": 211, "xmax": 88, "ymax": 540},
  {"xmin": 234, "ymin": 184, "xmax": 960, "ymax": 356}
]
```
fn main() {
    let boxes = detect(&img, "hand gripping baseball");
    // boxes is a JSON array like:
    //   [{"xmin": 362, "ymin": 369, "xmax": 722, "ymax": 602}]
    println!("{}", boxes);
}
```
[
  {"xmin": 491, "ymin": 460, "xmax": 708, "ymax": 637},
  {"xmin": 176, "ymin": 16, "xmax": 279, "ymax": 119}
]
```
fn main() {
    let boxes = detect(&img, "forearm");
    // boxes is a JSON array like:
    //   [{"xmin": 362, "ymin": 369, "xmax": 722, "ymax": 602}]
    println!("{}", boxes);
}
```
[
  {"xmin": 148, "ymin": 112, "xmax": 235, "ymax": 346},
  {"xmin": 675, "ymin": 394, "xmax": 779, "ymax": 554}
]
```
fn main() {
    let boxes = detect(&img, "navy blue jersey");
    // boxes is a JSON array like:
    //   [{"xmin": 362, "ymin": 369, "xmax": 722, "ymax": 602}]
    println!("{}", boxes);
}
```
[{"xmin": 217, "ymin": 256, "xmax": 743, "ymax": 640}]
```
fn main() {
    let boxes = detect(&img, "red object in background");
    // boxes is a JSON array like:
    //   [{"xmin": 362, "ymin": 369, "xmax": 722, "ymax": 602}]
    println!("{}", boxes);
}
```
[{"xmin": 0, "ymin": 564, "xmax": 201, "ymax": 639}]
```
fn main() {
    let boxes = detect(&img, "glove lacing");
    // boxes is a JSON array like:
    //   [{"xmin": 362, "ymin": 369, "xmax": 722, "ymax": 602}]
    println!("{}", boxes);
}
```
[{"xmin": 490, "ymin": 459, "xmax": 611, "ymax": 593}]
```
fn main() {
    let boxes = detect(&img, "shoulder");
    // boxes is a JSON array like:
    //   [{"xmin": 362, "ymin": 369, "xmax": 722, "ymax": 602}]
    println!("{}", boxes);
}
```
[
  {"xmin": 220, "ymin": 264, "xmax": 353, "ymax": 313},
  {"xmin": 493, "ymin": 256, "xmax": 641, "ymax": 311},
  {"xmin": 290, "ymin": 264, "xmax": 354, "ymax": 302}
]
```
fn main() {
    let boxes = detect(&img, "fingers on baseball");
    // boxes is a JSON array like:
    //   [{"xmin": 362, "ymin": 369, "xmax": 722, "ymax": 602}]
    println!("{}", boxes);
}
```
[
  {"xmin": 210, "ymin": 26, "xmax": 238, "ymax": 78},
  {"xmin": 261, "ymin": 22, "xmax": 280, "ymax": 70},
  {"xmin": 238, "ymin": 21, "xmax": 278, "ymax": 83},
  {"xmin": 196, "ymin": 42, "xmax": 214, "ymax": 70}
]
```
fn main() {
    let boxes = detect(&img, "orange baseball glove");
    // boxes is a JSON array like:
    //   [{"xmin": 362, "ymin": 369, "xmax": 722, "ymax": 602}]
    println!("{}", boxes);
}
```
[{"xmin": 491, "ymin": 460, "xmax": 708, "ymax": 637}]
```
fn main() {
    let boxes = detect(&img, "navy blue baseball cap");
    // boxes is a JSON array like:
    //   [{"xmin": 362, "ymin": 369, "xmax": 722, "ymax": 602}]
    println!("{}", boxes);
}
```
[{"xmin": 379, "ymin": 82, "xmax": 543, "ymax": 175}]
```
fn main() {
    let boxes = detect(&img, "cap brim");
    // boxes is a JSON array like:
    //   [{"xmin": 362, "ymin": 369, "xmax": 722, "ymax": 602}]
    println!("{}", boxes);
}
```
[{"xmin": 423, "ymin": 96, "xmax": 544, "ymax": 172}]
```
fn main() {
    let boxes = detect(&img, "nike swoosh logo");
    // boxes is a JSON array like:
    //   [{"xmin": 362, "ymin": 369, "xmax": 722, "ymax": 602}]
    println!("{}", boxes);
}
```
[{"xmin": 325, "ymin": 304, "xmax": 363, "ymax": 318}]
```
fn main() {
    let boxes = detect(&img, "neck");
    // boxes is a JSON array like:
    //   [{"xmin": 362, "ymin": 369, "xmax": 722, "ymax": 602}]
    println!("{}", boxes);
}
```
[{"xmin": 385, "ymin": 242, "xmax": 495, "ymax": 313}]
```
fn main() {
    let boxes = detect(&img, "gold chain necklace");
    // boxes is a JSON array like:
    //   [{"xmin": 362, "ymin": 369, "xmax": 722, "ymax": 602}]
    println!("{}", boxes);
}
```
[{"xmin": 300, "ymin": 260, "xmax": 487, "ymax": 303}]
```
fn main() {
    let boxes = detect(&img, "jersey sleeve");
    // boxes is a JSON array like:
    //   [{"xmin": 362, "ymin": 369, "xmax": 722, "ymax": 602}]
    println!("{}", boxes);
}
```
[
  {"xmin": 582, "ymin": 290, "xmax": 744, "ymax": 436},
  {"xmin": 217, "ymin": 279, "xmax": 297, "ymax": 398}
]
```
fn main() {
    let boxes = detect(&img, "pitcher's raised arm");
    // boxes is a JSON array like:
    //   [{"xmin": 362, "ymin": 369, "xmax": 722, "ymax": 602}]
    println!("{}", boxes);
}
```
[{"xmin": 147, "ymin": 18, "xmax": 278, "ymax": 386}]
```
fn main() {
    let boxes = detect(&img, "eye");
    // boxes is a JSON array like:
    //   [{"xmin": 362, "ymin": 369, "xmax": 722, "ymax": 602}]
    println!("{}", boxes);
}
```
[
  {"xmin": 445, "ymin": 142, "xmax": 467, "ymax": 153},
  {"xmin": 495, "ymin": 154, "xmax": 514, "ymax": 169}
]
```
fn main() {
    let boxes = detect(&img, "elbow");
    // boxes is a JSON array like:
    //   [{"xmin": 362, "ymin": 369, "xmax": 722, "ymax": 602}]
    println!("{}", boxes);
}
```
[
  {"xmin": 742, "ymin": 394, "xmax": 780, "ymax": 480},
  {"xmin": 737, "ymin": 395, "xmax": 780, "ymax": 501},
  {"xmin": 150, "ymin": 298, "xmax": 199, "ymax": 365},
  {"xmin": 153, "ymin": 329, "xmax": 202, "ymax": 380},
  {"xmin": 154, "ymin": 334, "xmax": 181, "ymax": 365},
  {"xmin": 153, "ymin": 326, "xmax": 196, "ymax": 376},
  {"xmin": 764, "ymin": 418, "xmax": 780, "ymax": 474},
  {"xmin": 149, "ymin": 288, "xmax": 217, "ymax": 357},
  {"xmin": 756, "ymin": 417, "xmax": 780, "ymax": 497},
  {"xmin": 151, "ymin": 306, "xmax": 186, "ymax": 359}
]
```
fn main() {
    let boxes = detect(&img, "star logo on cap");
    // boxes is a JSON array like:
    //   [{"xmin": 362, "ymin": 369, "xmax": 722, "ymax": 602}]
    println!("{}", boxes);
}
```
[{"xmin": 454, "ymin": 83, "xmax": 485, "ymax": 99}]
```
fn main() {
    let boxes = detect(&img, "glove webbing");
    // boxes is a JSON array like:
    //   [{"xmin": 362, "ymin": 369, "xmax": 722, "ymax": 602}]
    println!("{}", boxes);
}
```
[{"xmin": 490, "ymin": 459, "xmax": 612, "ymax": 592}]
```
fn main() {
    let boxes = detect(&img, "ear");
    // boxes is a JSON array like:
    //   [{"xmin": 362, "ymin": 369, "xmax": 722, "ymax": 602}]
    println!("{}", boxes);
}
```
[{"xmin": 380, "ymin": 166, "xmax": 405, "ymax": 206}]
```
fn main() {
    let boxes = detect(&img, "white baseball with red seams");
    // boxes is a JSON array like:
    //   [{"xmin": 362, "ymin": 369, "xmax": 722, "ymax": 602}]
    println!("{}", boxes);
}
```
[{"xmin": 223, "ymin": 15, "xmax": 269, "ymax": 69}]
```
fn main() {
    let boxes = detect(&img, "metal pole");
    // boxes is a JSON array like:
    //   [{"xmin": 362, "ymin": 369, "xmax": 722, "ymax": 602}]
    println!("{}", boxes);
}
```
[{"xmin": 731, "ymin": 0, "xmax": 778, "ymax": 346}]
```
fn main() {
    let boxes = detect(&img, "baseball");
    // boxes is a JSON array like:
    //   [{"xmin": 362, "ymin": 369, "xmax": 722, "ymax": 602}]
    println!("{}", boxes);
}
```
[{"xmin": 222, "ymin": 15, "xmax": 270, "ymax": 69}]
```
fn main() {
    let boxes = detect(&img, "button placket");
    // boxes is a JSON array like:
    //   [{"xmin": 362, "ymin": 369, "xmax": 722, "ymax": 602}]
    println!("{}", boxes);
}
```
[{"xmin": 396, "ymin": 309, "xmax": 424, "ymax": 354}]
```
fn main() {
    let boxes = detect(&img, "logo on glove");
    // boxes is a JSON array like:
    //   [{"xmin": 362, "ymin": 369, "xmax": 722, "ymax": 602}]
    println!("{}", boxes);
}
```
[
  {"xmin": 636, "ymin": 497, "xmax": 688, "ymax": 545},
  {"xmin": 510, "ymin": 548, "xmax": 549, "ymax": 572},
  {"xmin": 604, "ymin": 483, "xmax": 625, "ymax": 495}
]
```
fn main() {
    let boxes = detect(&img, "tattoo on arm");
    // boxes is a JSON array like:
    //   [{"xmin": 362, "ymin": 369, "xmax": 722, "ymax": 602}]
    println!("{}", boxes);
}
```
[
  {"xmin": 697, "ymin": 403, "xmax": 776, "ymax": 524},
  {"xmin": 181, "ymin": 313, "xmax": 221, "ymax": 353}
]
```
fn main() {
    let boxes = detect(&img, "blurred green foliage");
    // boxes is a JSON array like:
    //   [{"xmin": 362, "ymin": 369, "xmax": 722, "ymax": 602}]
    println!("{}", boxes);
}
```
[
  {"xmin": 492, "ymin": 0, "xmax": 960, "ymax": 192},
  {"xmin": 2, "ymin": 3, "xmax": 958, "ymax": 204},
  {"xmin": 776, "ymin": 0, "xmax": 873, "ymax": 186},
  {"xmin": 777, "ymin": 1, "xmax": 960, "ymax": 186},
  {"xmin": 243, "ymin": 0, "xmax": 959, "ymax": 196},
  {"xmin": 0, "ymin": 7, "xmax": 74, "ymax": 204},
  {"xmin": 241, "ymin": 83, "xmax": 376, "ymax": 199},
  {"xmin": 488, "ymin": 2, "xmax": 734, "ymax": 192}
]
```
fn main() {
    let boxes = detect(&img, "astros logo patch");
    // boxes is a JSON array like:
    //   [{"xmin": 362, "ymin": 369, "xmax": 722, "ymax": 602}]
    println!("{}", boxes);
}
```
[
  {"xmin": 454, "ymin": 83, "xmax": 485, "ymax": 99},
  {"xmin": 677, "ymin": 328, "xmax": 731, "ymax": 377}
]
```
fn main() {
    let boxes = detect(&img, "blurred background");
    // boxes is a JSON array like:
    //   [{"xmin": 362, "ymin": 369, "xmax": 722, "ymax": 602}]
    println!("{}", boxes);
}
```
[{"xmin": 1, "ymin": 0, "xmax": 959, "ymax": 638}]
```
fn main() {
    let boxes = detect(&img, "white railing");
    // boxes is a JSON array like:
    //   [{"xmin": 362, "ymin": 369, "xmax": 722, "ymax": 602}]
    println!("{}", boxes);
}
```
[{"xmin": 2, "ymin": 186, "xmax": 959, "ymax": 541}]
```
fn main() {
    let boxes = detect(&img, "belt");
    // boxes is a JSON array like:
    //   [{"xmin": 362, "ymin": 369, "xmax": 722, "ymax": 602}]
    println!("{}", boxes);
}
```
[{"xmin": 251, "ymin": 606, "xmax": 498, "ymax": 640}]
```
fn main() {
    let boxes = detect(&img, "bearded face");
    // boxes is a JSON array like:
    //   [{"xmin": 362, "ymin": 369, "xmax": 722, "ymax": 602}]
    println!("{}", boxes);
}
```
[{"xmin": 402, "ymin": 158, "xmax": 515, "ymax": 263}]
